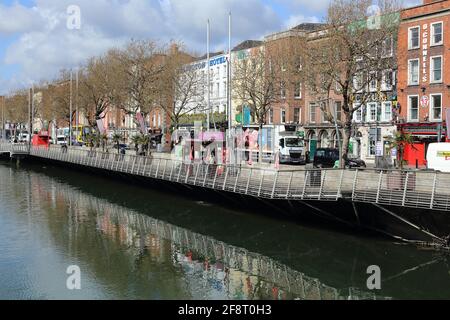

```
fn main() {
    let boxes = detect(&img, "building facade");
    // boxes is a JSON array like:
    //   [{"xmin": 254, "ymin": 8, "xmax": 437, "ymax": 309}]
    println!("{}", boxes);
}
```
[{"xmin": 397, "ymin": 0, "xmax": 450, "ymax": 166}]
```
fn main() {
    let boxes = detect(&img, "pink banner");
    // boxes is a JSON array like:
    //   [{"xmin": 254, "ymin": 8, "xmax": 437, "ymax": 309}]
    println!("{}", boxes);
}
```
[
  {"xmin": 136, "ymin": 112, "xmax": 147, "ymax": 134},
  {"xmin": 446, "ymin": 108, "xmax": 450, "ymax": 140},
  {"xmin": 96, "ymin": 119, "xmax": 106, "ymax": 134}
]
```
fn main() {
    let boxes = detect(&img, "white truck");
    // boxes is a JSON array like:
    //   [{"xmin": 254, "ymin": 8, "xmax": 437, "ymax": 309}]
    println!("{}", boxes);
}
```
[
  {"xmin": 274, "ymin": 126, "xmax": 306, "ymax": 165},
  {"xmin": 426, "ymin": 143, "xmax": 450, "ymax": 173}
]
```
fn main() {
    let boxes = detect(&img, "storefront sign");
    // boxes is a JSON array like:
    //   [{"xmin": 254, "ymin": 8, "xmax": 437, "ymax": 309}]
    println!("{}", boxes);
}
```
[
  {"xmin": 422, "ymin": 24, "xmax": 428, "ymax": 84},
  {"xmin": 437, "ymin": 151, "xmax": 450, "ymax": 161}
]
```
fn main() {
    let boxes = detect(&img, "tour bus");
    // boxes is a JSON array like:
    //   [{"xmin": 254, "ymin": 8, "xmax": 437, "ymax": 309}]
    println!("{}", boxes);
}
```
[{"xmin": 426, "ymin": 143, "xmax": 450, "ymax": 173}]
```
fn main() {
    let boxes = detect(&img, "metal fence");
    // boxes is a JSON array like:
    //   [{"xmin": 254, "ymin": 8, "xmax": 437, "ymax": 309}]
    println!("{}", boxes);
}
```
[{"xmin": 2, "ymin": 142, "xmax": 449, "ymax": 212}]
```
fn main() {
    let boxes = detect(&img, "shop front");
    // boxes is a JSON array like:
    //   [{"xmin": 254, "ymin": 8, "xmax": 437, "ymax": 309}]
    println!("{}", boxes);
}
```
[{"xmin": 398, "ymin": 123, "xmax": 447, "ymax": 167}]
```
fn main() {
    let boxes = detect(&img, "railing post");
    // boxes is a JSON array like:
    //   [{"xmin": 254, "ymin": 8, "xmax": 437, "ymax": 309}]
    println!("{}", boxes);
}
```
[
  {"xmin": 302, "ymin": 171, "xmax": 309, "ymax": 200},
  {"xmin": 351, "ymin": 169, "xmax": 359, "ymax": 201},
  {"xmin": 212, "ymin": 166, "xmax": 219, "ymax": 189},
  {"xmin": 430, "ymin": 172, "xmax": 438, "ymax": 209},
  {"xmin": 169, "ymin": 161, "xmax": 175, "ymax": 181},
  {"xmin": 245, "ymin": 168, "xmax": 253, "ymax": 195},
  {"xmin": 337, "ymin": 169, "xmax": 344, "ymax": 200},
  {"xmin": 203, "ymin": 164, "xmax": 210, "ymax": 187},
  {"xmin": 271, "ymin": 171, "xmax": 279, "ymax": 199},
  {"xmin": 319, "ymin": 170, "xmax": 327, "ymax": 200},
  {"xmin": 233, "ymin": 167, "xmax": 240, "ymax": 193},
  {"xmin": 177, "ymin": 161, "xmax": 183, "ymax": 182},
  {"xmin": 285, "ymin": 171, "xmax": 294, "ymax": 199},
  {"xmin": 257, "ymin": 169, "xmax": 265, "ymax": 197},
  {"xmin": 194, "ymin": 163, "xmax": 200, "ymax": 185},
  {"xmin": 375, "ymin": 170, "xmax": 383, "ymax": 204},
  {"xmin": 162, "ymin": 159, "xmax": 168, "ymax": 179},
  {"xmin": 155, "ymin": 159, "xmax": 161, "ymax": 178},
  {"xmin": 222, "ymin": 167, "xmax": 229, "ymax": 191},
  {"xmin": 402, "ymin": 172, "xmax": 410, "ymax": 207},
  {"xmin": 131, "ymin": 156, "xmax": 137, "ymax": 173}
]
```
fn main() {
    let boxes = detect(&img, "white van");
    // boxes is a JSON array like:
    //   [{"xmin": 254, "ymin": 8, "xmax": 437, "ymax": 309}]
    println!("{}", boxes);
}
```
[{"xmin": 426, "ymin": 143, "xmax": 450, "ymax": 173}]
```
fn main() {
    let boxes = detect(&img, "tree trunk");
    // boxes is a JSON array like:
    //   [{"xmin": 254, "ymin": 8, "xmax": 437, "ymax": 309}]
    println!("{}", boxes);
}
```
[{"xmin": 341, "ymin": 116, "xmax": 352, "ymax": 169}]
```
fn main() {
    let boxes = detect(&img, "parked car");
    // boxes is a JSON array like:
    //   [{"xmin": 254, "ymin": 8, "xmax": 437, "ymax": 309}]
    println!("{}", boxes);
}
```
[{"xmin": 313, "ymin": 148, "xmax": 366, "ymax": 169}]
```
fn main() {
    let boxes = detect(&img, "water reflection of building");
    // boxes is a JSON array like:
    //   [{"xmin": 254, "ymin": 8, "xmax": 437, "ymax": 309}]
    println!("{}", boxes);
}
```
[{"xmin": 30, "ymin": 177, "xmax": 384, "ymax": 300}]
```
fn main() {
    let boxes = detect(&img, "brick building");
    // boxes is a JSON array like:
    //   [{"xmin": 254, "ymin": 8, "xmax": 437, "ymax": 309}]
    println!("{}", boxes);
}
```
[{"xmin": 397, "ymin": 0, "xmax": 450, "ymax": 166}]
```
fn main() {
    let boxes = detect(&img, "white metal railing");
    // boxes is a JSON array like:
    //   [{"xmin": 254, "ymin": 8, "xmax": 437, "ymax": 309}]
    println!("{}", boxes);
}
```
[
  {"xmin": 20, "ymin": 145, "xmax": 450, "ymax": 212},
  {"xmin": 0, "ymin": 140, "xmax": 29, "ymax": 154}
]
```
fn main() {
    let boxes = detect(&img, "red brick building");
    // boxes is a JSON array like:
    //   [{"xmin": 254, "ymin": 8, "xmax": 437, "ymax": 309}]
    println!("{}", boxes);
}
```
[{"xmin": 397, "ymin": 0, "xmax": 450, "ymax": 166}]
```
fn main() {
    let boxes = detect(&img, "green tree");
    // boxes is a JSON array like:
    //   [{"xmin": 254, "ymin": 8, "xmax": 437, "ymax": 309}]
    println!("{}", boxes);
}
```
[{"xmin": 112, "ymin": 132, "xmax": 123, "ymax": 154}]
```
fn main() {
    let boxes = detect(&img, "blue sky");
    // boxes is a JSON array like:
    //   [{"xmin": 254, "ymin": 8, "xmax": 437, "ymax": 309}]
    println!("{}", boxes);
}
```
[{"xmin": 0, "ymin": 0, "xmax": 421, "ymax": 94}]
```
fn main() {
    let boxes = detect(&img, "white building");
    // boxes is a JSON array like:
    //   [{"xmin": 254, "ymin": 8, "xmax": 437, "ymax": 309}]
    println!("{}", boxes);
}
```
[{"xmin": 180, "ymin": 52, "xmax": 230, "ymax": 117}]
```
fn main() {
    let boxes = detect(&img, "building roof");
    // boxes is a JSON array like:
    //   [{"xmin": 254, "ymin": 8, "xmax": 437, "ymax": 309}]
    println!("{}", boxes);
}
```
[
  {"xmin": 291, "ymin": 23, "xmax": 327, "ymax": 31},
  {"xmin": 232, "ymin": 40, "xmax": 264, "ymax": 52},
  {"xmin": 196, "ymin": 51, "xmax": 225, "ymax": 61}
]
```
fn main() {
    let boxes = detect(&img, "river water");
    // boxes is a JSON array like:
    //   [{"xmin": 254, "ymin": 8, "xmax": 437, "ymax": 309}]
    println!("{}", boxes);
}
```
[{"xmin": 0, "ymin": 160, "xmax": 449, "ymax": 300}]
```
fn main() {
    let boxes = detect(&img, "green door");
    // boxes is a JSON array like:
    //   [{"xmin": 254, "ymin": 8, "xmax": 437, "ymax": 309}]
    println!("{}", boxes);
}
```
[{"xmin": 310, "ymin": 139, "xmax": 317, "ymax": 162}]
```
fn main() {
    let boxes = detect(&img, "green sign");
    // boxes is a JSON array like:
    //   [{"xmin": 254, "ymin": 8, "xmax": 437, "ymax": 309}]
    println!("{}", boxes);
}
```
[{"xmin": 296, "ymin": 131, "xmax": 305, "ymax": 138}]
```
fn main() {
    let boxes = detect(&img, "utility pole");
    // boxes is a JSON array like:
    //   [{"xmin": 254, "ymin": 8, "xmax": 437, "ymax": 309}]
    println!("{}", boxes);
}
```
[
  {"xmin": 69, "ymin": 70, "xmax": 73, "ymax": 146},
  {"xmin": 1, "ymin": 96, "xmax": 5, "ymax": 141},
  {"xmin": 227, "ymin": 12, "xmax": 232, "ymax": 135},
  {"xmin": 206, "ymin": 19, "xmax": 211, "ymax": 131},
  {"xmin": 75, "ymin": 68, "xmax": 79, "ymax": 132}
]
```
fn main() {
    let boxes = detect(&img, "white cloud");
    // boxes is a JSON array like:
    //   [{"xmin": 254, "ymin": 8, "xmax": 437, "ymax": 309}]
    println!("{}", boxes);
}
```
[
  {"xmin": 0, "ymin": 3, "xmax": 44, "ymax": 34},
  {"xmin": 1, "ymin": 0, "xmax": 282, "ymax": 93},
  {"xmin": 279, "ymin": 0, "xmax": 331, "ymax": 13}
]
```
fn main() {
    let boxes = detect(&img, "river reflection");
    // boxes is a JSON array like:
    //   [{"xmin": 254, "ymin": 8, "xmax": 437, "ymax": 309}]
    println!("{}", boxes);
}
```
[{"xmin": 0, "ymin": 162, "xmax": 449, "ymax": 300}]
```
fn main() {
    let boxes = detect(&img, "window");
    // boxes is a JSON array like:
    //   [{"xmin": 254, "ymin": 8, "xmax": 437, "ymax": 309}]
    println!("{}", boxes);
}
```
[
  {"xmin": 382, "ymin": 70, "xmax": 393, "ymax": 91},
  {"xmin": 408, "ymin": 95, "xmax": 419, "ymax": 122},
  {"xmin": 382, "ymin": 101, "xmax": 392, "ymax": 122},
  {"xmin": 381, "ymin": 36, "xmax": 393, "ymax": 57},
  {"xmin": 334, "ymin": 102, "xmax": 342, "ymax": 121},
  {"xmin": 294, "ymin": 108, "xmax": 300, "ymax": 123},
  {"xmin": 281, "ymin": 109, "xmax": 286, "ymax": 124},
  {"xmin": 368, "ymin": 128, "xmax": 382, "ymax": 157},
  {"xmin": 430, "ymin": 56, "xmax": 442, "ymax": 83},
  {"xmin": 430, "ymin": 94, "xmax": 442, "ymax": 121},
  {"xmin": 280, "ymin": 82, "xmax": 286, "ymax": 99},
  {"xmin": 294, "ymin": 82, "xmax": 302, "ymax": 99},
  {"xmin": 353, "ymin": 73, "xmax": 364, "ymax": 92},
  {"xmin": 369, "ymin": 72, "xmax": 377, "ymax": 92},
  {"xmin": 366, "ymin": 102, "xmax": 378, "ymax": 122},
  {"xmin": 309, "ymin": 103, "xmax": 317, "ymax": 123},
  {"xmin": 216, "ymin": 67, "xmax": 220, "ymax": 79},
  {"xmin": 353, "ymin": 104, "xmax": 363, "ymax": 122},
  {"xmin": 408, "ymin": 59, "xmax": 419, "ymax": 85},
  {"xmin": 408, "ymin": 26, "xmax": 420, "ymax": 49},
  {"xmin": 431, "ymin": 22, "xmax": 443, "ymax": 46},
  {"xmin": 320, "ymin": 102, "xmax": 328, "ymax": 123},
  {"xmin": 157, "ymin": 114, "xmax": 161, "ymax": 127}
]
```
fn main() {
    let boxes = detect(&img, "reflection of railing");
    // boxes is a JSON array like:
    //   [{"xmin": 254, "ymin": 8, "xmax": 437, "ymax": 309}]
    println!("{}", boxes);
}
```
[
  {"xmin": 46, "ymin": 179, "xmax": 383, "ymax": 300},
  {"xmin": 28, "ymin": 145, "xmax": 450, "ymax": 212}
]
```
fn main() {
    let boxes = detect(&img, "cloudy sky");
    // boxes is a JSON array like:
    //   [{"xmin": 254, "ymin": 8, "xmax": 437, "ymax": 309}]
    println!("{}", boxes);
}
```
[{"xmin": 0, "ymin": 0, "xmax": 421, "ymax": 94}]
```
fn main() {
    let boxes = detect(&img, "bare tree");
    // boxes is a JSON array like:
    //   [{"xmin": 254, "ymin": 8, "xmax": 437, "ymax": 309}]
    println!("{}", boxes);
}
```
[
  {"xmin": 157, "ymin": 45, "xmax": 202, "ymax": 130},
  {"xmin": 302, "ymin": 0, "xmax": 400, "ymax": 166},
  {"xmin": 115, "ymin": 40, "xmax": 167, "ymax": 125},
  {"xmin": 78, "ymin": 51, "xmax": 123, "ymax": 128},
  {"xmin": 232, "ymin": 47, "xmax": 282, "ymax": 125}
]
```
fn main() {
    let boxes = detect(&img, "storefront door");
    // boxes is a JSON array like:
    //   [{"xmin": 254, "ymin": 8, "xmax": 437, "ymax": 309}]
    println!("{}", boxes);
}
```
[{"xmin": 309, "ymin": 139, "xmax": 317, "ymax": 161}]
